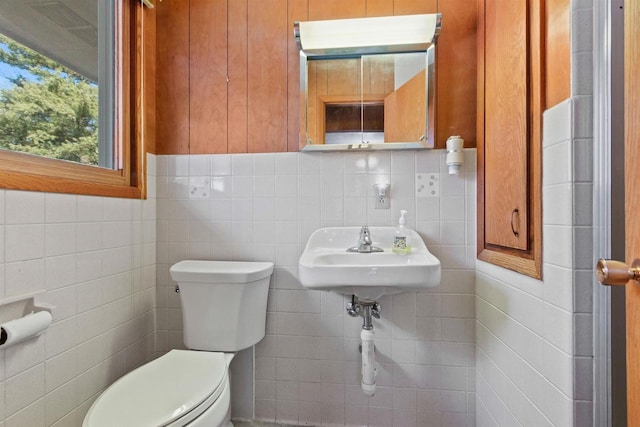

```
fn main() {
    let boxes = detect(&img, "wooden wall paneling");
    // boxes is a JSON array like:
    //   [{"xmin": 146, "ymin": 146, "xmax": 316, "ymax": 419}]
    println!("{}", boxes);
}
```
[
  {"xmin": 545, "ymin": 0, "xmax": 570, "ymax": 107},
  {"xmin": 308, "ymin": 0, "xmax": 366, "ymax": 20},
  {"xmin": 383, "ymin": 57, "xmax": 395, "ymax": 95},
  {"xmin": 228, "ymin": 0, "xmax": 249, "ymax": 153},
  {"xmin": 287, "ymin": 0, "xmax": 308, "ymax": 152},
  {"xmin": 393, "ymin": 0, "xmax": 437, "ymax": 15},
  {"xmin": 363, "ymin": 60, "xmax": 375, "ymax": 96},
  {"xmin": 248, "ymin": 0, "xmax": 288, "ymax": 152},
  {"xmin": 154, "ymin": 0, "xmax": 481, "ymax": 154},
  {"xmin": 363, "ymin": 55, "xmax": 394, "ymax": 97},
  {"xmin": 436, "ymin": 0, "xmax": 477, "ymax": 148},
  {"xmin": 366, "ymin": 0, "xmax": 394, "ymax": 16},
  {"xmin": 190, "ymin": 0, "xmax": 228, "ymax": 154},
  {"xmin": 156, "ymin": 0, "xmax": 190, "ymax": 154},
  {"xmin": 328, "ymin": 59, "xmax": 361, "ymax": 96},
  {"xmin": 483, "ymin": 0, "xmax": 529, "ymax": 250},
  {"xmin": 143, "ymin": 4, "xmax": 156, "ymax": 155}
]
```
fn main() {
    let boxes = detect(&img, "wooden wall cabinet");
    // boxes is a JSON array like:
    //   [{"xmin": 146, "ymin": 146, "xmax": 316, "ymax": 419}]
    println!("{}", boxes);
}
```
[
  {"xmin": 155, "ymin": 0, "xmax": 477, "ymax": 155},
  {"xmin": 477, "ymin": 0, "xmax": 543, "ymax": 278}
]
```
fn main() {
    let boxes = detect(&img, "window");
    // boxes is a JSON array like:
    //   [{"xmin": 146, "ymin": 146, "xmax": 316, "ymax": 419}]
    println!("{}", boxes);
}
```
[{"xmin": 0, "ymin": 0, "xmax": 146, "ymax": 198}]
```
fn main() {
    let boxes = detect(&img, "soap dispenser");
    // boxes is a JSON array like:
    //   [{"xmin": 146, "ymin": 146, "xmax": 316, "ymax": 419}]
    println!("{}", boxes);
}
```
[{"xmin": 393, "ymin": 210, "xmax": 410, "ymax": 254}]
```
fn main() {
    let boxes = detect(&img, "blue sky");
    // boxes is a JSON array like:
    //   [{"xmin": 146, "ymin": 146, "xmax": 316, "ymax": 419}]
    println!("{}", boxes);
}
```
[
  {"xmin": 0, "ymin": 61, "xmax": 40, "ymax": 90},
  {"xmin": 0, "ymin": 40, "xmax": 39, "ymax": 90},
  {"xmin": 0, "ymin": 62, "xmax": 19, "ymax": 89}
]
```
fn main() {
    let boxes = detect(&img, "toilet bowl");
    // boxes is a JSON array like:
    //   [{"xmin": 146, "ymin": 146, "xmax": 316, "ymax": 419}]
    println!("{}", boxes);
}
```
[
  {"xmin": 83, "ymin": 260, "xmax": 274, "ymax": 427},
  {"xmin": 83, "ymin": 350, "xmax": 233, "ymax": 427}
]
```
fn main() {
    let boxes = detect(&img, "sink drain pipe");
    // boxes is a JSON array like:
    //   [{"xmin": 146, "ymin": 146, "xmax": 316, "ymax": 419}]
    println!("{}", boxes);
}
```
[
  {"xmin": 361, "ymin": 327, "xmax": 376, "ymax": 396},
  {"xmin": 348, "ymin": 296, "xmax": 379, "ymax": 396}
]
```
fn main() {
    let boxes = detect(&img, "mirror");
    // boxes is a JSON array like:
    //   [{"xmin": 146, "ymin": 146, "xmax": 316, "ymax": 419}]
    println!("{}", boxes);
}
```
[
  {"xmin": 303, "ymin": 50, "xmax": 434, "ymax": 150},
  {"xmin": 295, "ymin": 14, "xmax": 440, "ymax": 152}
]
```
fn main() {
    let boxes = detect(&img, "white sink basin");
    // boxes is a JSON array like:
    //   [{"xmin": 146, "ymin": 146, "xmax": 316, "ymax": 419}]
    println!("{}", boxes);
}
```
[{"xmin": 298, "ymin": 227, "xmax": 441, "ymax": 301}]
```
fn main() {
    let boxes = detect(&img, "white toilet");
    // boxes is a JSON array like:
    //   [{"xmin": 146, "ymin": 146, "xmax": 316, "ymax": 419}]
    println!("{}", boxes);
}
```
[{"xmin": 83, "ymin": 260, "xmax": 274, "ymax": 427}]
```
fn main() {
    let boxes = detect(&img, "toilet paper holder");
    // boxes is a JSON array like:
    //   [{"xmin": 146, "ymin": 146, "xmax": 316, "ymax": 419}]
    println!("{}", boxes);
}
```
[{"xmin": 0, "ymin": 291, "xmax": 54, "ymax": 349}]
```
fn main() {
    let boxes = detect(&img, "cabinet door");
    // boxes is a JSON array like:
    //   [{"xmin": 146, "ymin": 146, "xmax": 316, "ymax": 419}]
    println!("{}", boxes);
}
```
[
  {"xmin": 477, "ymin": 0, "xmax": 543, "ymax": 278},
  {"xmin": 483, "ymin": 0, "xmax": 529, "ymax": 250}
]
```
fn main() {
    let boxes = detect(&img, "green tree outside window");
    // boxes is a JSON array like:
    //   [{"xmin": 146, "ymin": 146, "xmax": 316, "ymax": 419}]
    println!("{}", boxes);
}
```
[{"xmin": 0, "ymin": 34, "xmax": 99, "ymax": 165}]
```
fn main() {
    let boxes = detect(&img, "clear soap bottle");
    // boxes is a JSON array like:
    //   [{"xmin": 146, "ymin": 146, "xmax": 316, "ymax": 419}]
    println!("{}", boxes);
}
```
[{"xmin": 392, "ymin": 210, "xmax": 410, "ymax": 255}]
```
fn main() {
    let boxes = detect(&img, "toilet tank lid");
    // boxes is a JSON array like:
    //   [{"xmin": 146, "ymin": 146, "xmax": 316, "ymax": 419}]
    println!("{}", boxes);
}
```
[{"xmin": 170, "ymin": 260, "xmax": 274, "ymax": 283}]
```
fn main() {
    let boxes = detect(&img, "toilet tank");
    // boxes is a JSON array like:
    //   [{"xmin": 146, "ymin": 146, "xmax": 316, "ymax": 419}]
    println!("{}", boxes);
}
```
[{"xmin": 170, "ymin": 260, "xmax": 274, "ymax": 352}]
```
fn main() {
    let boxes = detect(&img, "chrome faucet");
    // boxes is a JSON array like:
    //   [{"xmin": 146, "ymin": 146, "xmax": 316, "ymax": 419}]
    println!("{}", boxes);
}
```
[{"xmin": 347, "ymin": 226, "xmax": 383, "ymax": 253}]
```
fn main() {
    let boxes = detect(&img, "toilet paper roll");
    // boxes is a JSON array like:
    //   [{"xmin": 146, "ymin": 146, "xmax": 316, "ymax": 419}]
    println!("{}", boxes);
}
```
[{"xmin": 0, "ymin": 311, "xmax": 52, "ymax": 349}]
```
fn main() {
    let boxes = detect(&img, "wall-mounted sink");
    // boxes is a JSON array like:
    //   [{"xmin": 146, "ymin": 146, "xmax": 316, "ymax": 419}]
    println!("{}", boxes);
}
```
[{"xmin": 298, "ymin": 227, "xmax": 441, "ymax": 301}]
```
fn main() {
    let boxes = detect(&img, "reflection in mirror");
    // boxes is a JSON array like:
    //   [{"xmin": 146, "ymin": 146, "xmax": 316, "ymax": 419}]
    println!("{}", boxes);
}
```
[
  {"xmin": 325, "ymin": 104, "xmax": 384, "ymax": 145},
  {"xmin": 296, "ymin": 14, "xmax": 440, "ymax": 152}
]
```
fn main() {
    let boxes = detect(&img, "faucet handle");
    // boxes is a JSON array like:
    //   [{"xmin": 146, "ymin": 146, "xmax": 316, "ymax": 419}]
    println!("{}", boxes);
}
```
[
  {"xmin": 360, "ymin": 226, "xmax": 371, "ymax": 244},
  {"xmin": 347, "ymin": 226, "xmax": 383, "ymax": 253}
]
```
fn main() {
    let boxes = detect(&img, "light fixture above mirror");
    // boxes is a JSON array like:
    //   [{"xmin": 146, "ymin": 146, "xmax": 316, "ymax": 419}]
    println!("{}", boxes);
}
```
[{"xmin": 295, "ymin": 14, "xmax": 442, "ymax": 152}]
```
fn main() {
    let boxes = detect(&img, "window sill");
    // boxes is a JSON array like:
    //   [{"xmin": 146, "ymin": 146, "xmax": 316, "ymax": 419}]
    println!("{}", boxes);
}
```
[{"xmin": 0, "ymin": 150, "xmax": 145, "ymax": 199}]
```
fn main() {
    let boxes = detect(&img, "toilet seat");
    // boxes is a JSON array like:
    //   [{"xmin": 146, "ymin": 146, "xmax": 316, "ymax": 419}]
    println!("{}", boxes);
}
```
[{"xmin": 83, "ymin": 350, "xmax": 228, "ymax": 427}]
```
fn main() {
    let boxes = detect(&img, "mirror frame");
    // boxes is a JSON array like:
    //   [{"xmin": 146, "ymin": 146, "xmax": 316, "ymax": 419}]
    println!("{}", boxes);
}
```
[{"xmin": 295, "ymin": 14, "xmax": 441, "ymax": 152}]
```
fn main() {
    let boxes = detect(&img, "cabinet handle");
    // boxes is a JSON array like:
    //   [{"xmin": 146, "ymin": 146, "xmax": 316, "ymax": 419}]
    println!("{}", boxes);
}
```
[{"xmin": 510, "ymin": 208, "xmax": 519, "ymax": 237}]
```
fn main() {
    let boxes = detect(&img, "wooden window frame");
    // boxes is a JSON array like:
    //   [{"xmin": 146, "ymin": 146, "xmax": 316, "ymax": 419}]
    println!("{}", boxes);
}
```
[{"xmin": 0, "ymin": 0, "xmax": 146, "ymax": 199}]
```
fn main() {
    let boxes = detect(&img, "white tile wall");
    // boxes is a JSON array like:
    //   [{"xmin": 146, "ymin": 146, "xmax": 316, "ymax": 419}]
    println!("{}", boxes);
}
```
[
  {"xmin": 157, "ymin": 149, "xmax": 477, "ymax": 426},
  {"xmin": 475, "ymin": 1, "xmax": 596, "ymax": 422},
  {"xmin": 0, "ymin": 154, "xmax": 157, "ymax": 426}
]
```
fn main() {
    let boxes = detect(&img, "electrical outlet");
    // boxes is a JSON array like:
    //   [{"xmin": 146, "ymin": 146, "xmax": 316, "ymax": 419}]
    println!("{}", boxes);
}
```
[
  {"xmin": 416, "ymin": 173, "xmax": 440, "ymax": 198},
  {"xmin": 374, "ymin": 183, "xmax": 390, "ymax": 209},
  {"xmin": 375, "ymin": 194, "xmax": 390, "ymax": 209}
]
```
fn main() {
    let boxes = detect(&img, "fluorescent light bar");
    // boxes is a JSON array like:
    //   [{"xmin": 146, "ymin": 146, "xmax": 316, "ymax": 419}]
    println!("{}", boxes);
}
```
[{"xmin": 295, "ymin": 14, "xmax": 441, "ymax": 56}]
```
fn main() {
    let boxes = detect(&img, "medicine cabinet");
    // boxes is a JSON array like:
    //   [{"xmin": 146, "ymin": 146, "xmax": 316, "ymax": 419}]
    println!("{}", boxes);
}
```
[{"xmin": 295, "ymin": 14, "xmax": 441, "ymax": 152}]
